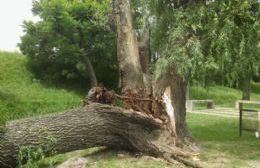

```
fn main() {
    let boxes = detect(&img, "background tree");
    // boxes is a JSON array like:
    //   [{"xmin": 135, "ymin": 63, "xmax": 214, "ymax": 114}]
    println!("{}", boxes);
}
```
[
  {"xmin": 19, "ymin": 0, "xmax": 118, "ymax": 88},
  {"xmin": 207, "ymin": 0, "xmax": 260, "ymax": 100},
  {"xmin": 151, "ymin": 0, "xmax": 259, "ymax": 100}
]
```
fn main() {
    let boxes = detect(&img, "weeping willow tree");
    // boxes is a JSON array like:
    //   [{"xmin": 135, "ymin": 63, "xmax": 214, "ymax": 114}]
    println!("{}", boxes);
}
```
[
  {"xmin": 151, "ymin": 0, "xmax": 259, "ymax": 100},
  {"xmin": 207, "ymin": 0, "xmax": 260, "ymax": 100}
]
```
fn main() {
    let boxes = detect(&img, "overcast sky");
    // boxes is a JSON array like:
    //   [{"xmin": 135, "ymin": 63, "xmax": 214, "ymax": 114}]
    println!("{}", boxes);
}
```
[{"xmin": 0, "ymin": 0, "xmax": 39, "ymax": 51}]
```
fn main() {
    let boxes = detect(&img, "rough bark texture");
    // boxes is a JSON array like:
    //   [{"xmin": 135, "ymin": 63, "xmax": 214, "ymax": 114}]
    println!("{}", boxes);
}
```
[
  {"xmin": 138, "ymin": 28, "xmax": 150, "ymax": 74},
  {"xmin": 0, "ymin": 104, "xmax": 201, "ymax": 168},
  {"xmin": 0, "ymin": 104, "xmax": 162, "ymax": 168},
  {"xmin": 115, "ymin": 0, "xmax": 144, "ymax": 91},
  {"xmin": 153, "ymin": 67, "xmax": 190, "ymax": 143}
]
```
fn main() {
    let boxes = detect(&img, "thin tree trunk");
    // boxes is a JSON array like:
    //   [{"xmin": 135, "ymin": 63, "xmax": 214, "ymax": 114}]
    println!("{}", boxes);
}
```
[
  {"xmin": 84, "ymin": 55, "xmax": 98, "ymax": 87},
  {"xmin": 186, "ymin": 82, "xmax": 190, "ymax": 101},
  {"xmin": 139, "ymin": 28, "xmax": 150, "ymax": 74},
  {"xmin": 242, "ymin": 78, "xmax": 250, "ymax": 100},
  {"xmin": 78, "ymin": 27, "xmax": 98, "ymax": 87}
]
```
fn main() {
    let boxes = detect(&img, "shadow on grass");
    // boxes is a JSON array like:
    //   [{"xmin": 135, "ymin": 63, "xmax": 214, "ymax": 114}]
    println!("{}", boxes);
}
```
[{"xmin": 187, "ymin": 114, "xmax": 260, "ymax": 163}]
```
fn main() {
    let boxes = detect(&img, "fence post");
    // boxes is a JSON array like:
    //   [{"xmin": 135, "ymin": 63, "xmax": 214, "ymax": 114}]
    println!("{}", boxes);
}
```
[{"xmin": 239, "ymin": 102, "xmax": 243, "ymax": 137}]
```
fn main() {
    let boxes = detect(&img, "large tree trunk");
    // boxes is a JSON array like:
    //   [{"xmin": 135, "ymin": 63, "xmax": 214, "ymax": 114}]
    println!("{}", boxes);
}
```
[
  {"xmin": 114, "ymin": 0, "xmax": 192, "ymax": 149},
  {"xmin": 154, "ymin": 68, "xmax": 190, "ymax": 143},
  {"xmin": 0, "ymin": 104, "xmax": 200, "ymax": 168},
  {"xmin": 115, "ymin": 0, "xmax": 144, "ymax": 91}
]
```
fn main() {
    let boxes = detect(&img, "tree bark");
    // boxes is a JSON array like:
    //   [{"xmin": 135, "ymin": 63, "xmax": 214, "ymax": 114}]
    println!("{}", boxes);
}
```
[
  {"xmin": 84, "ymin": 55, "xmax": 98, "ymax": 87},
  {"xmin": 115, "ymin": 0, "xmax": 144, "ymax": 91},
  {"xmin": 154, "ymin": 68, "xmax": 190, "ymax": 143},
  {"xmin": 138, "ymin": 28, "xmax": 151, "ymax": 74},
  {"xmin": 113, "ymin": 0, "xmax": 197, "ymax": 165},
  {"xmin": 186, "ymin": 82, "xmax": 190, "ymax": 101},
  {"xmin": 242, "ymin": 78, "xmax": 250, "ymax": 100},
  {"xmin": 0, "ymin": 104, "xmax": 200, "ymax": 168}
]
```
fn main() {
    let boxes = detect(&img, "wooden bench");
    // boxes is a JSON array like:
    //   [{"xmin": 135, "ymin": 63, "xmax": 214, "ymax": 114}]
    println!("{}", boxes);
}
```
[{"xmin": 186, "ymin": 99, "xmax": 214, "ymax": 111}]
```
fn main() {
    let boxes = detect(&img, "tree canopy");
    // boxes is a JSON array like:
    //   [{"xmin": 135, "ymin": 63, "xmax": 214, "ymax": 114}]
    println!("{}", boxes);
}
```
[
  {"xmin": 19, "ymin": 0, "xmax": 118, "ymax": 88},
  {"xmin": 150, "ymin": 0, "xmax": 259, "ymax": 99}
]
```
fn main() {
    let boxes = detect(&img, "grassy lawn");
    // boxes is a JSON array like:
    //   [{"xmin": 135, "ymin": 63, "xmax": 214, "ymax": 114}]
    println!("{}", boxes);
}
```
[
  {"xmin": 0, "ymin": 52, "xmax": 85, "ymax": 125},
  {"xmin": 188, "ymin": 114, "xmax": 260, "ymax": 168}
]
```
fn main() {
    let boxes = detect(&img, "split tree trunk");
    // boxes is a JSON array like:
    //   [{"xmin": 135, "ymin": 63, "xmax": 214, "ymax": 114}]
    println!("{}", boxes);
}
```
[
  {"xmin": 154, "ymin": 68, "xmax": 190, "ymax": 143},
  {"xmin": 0, "ymin": 104, "xmax": 199, "ymax": 168},
  {"xmin": 115, "ymin": 0, "xmax": 191, "ymax": 144}
]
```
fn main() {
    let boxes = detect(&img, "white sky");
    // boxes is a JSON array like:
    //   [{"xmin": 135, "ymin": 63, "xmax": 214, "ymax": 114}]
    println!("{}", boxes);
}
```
[{"xmin": 0, "ymin": 0, "xmax": 39, "ymax": 52}]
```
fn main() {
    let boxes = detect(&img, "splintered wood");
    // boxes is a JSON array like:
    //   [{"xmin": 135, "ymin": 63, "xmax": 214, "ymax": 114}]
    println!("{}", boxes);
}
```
[{"xmin": 84, "ymin": 87, "xmax": 168, "ymax": 122}]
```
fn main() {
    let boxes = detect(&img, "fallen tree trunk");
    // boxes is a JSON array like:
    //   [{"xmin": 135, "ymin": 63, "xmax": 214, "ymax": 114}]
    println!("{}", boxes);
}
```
[{"xmin": 0, "ymin": 104, "xmax": 201, "ymax": 168}]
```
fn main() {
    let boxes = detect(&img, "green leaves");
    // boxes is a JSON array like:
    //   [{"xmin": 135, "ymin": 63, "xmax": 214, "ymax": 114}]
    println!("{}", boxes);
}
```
[
  {"xmin": 20, "ymin": 0, "xmax": 118, "ymax": 88},
  {"xmin": 152, "ymin": 0, "xmax": 260, "ymax": 86}
]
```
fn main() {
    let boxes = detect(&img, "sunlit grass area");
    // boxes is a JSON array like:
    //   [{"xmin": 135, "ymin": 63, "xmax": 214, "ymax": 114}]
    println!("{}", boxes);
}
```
[
  {"xmin": 187, "ymin": 114, "xmax": 260, "ymax": 168},
  {"xmin": 0, "ymin": 51, "xmax": 85, "ymax": 125}
]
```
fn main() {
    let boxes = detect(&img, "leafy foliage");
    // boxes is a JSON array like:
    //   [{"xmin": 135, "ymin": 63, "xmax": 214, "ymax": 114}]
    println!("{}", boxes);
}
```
[
  {"xmin": 151, "ymin": 0, "xmax": 260, "ymax": 86},
  {"xmin": 19, "ymin": 0, "xmax": 118, "ymax": 88}
]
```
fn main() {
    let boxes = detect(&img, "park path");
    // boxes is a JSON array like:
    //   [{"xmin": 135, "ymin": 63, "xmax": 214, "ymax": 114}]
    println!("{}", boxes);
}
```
[
  {"xmin": 187, "ymin": 108, "xmax": 240, "ymax": 118},
  {"xmin": 188, "ymin": 107, "xmax": 260, "ymax": 121}
]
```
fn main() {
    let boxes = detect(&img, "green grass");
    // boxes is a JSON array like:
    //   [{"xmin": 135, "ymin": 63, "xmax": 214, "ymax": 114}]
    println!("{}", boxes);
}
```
[
  {"xmin": 0, "ymin": 51, "xmax": 85, "ymax": 125},
  {"xmin": 191, "ymin": 85, "xmax": 260, "ymax": 107},
  {"xmin": 187, "ymin": 113, "xmax": 260, "ymax": 168},
  {"xmin": 252, "ymin": 82, "xmax": 260, "ymax": 94}
]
